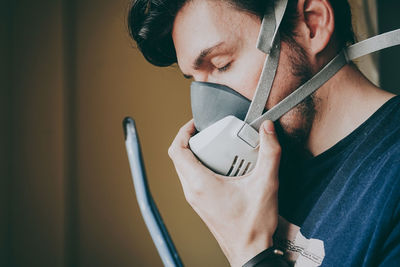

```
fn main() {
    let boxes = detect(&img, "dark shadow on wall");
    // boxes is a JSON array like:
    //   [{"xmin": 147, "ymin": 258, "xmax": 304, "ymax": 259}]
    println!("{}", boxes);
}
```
[
  {"xmin": 62, "ymin": 0, "xmax": 79, "ymax": 265},
  {"xmin": 4, "ymin": 0, "xmax": 76, "ymax": 266},
  {"xmin": 1, "ymin": 0, "xmax": 13, "ymax": 266}
]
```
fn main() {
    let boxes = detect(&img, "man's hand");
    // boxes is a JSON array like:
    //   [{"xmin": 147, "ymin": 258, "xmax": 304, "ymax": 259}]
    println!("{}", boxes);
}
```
[{"xmin": 168, "ymin": 119, "xmax": 281, "ymax": 267}]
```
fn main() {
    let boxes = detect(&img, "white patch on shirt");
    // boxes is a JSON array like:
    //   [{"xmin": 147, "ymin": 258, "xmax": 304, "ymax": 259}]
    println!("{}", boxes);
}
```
[{"xmin": 274, "ymin": 216, "xmax": 325, "ymax": 267}]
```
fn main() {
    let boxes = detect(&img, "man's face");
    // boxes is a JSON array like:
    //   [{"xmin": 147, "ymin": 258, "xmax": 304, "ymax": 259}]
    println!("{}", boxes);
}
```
[{"xmin": 172, "ymin": 0, "xmax": 316, "ymax": 146}]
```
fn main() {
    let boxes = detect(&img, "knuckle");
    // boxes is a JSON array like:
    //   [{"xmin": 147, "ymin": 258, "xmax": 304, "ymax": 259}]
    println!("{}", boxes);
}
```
[
  {"xmin": 167, "ymin": 145, "xmax": 176, "ymax": 159},
  {"xmin": 181, "ymin": 177, "xmax": 205, "ymax": 207},
  {"xmin": 183, "ymin": 191, "xmax": 197, "ymax": 207},
  {"xmin": 189, "ymin": 181, "xmax": 204, "ymax": 197},
  {"xmin": 178, "ymin": 124, "xmax": 188, "ymax": 135}
]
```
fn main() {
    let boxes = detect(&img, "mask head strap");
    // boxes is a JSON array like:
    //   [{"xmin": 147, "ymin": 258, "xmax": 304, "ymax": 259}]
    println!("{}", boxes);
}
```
[{"xmin": 243, "ymin": 0, "xmax": 289, "ymax": 124}]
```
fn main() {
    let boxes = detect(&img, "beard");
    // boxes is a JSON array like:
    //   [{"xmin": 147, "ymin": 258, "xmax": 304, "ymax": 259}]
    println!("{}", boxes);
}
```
[{"xmin": 276, "ymin": 37, "xmax": 318, "ymax": 154}]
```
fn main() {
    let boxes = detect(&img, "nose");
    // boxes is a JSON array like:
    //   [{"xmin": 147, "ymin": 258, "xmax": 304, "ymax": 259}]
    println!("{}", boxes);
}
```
[
  {"xmin": 193, "ymin": 73, "xmax": 223, "ymax": 85},
  {"xmin": 192, "ymin": 72, "xmax": 208, "ymax": 83}
]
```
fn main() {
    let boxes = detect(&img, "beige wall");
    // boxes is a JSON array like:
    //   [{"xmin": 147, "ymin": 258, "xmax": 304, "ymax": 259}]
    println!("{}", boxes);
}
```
[
  {"xmin": 73, "ymin": 0, "xmax": 227, "ymax": 266},
  {"xmin": 5, "ymin": 0, "xmax": 227, "ymax": 266},
  {"xmin": 3, "ymin": 0, "xmax": 399, "ymax": 266}
]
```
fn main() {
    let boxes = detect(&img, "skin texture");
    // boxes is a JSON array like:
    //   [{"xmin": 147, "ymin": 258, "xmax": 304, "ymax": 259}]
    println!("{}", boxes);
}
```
[
  {"xmin": 173, "ymin": 0, "xmax": 316, "ymax": 143},
  {"xmin": 168, "ymin": 0, "xmax": 395, "ymax": 266}
]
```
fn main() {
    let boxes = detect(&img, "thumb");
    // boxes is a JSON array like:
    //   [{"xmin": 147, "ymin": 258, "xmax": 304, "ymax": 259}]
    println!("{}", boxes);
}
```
[{"xmin": 253, "ymin": 120, "xmax": 281, "ymax": 177}]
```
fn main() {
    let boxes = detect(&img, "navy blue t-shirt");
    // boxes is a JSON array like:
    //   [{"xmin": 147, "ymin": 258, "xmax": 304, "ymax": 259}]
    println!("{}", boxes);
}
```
[{"xmin": 276, "ymin": 95, "xmax": 400, "ymax": 266}]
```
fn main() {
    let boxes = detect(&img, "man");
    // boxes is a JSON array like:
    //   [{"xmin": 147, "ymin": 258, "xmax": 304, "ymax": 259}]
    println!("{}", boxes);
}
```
[{"xmin": 128, "ymin": 0, "xmax": 400, "ymax": 266}]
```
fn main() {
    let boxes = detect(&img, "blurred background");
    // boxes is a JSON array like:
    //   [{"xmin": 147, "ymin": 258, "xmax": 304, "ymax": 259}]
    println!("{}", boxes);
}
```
[{"xmin": 1, "ymin": 0, "xmax": 399, "ymax": 266}]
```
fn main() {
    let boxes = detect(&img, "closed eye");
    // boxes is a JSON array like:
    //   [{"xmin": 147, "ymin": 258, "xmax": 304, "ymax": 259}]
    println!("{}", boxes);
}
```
[{"xmin": 217, "ymin": 62, "xmax": 231, "ymax": 72}]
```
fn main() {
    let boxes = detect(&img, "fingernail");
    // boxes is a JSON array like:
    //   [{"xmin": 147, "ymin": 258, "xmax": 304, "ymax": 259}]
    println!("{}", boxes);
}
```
[{"xmin": 263, "ymin": 121, "xmax": 275, "ymax": 134}]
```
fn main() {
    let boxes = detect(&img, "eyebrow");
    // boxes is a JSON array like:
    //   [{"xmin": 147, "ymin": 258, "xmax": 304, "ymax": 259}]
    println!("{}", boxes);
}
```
[{"xmin": 182, "ymin": 42, "xmax": 225, "ymax": 79}]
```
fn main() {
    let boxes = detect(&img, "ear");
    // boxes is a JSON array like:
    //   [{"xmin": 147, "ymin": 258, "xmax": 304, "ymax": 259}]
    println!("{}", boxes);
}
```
[{"xmin": 296, "ymin": 0, "xmax": 335, "ymax": 57}]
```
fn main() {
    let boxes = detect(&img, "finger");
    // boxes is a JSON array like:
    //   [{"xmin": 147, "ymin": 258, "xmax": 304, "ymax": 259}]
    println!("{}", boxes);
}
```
[
  {"xmin": 168, "ymin": 119, "xmax": 215, "ymax": 184},
  {"xmin": 253, "ymin": 120, "xmax": 281, "ymax": 179},
  {"xmin": 168, "ymin": 119, "xmax": 198, "ymax": 169},
  {"xmin": 170, "ymin": 119, "xmax": 196, "ymax": 150}
]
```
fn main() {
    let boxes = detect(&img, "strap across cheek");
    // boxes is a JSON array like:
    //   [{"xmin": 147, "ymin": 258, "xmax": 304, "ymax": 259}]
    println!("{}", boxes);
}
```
[
  {"xmin": 243, "ymin": 0, "xmax": 289, "ymax": 124},
  {"xmin": 249, "ymin": 28, "xmax": 400, "ymax": 131}
]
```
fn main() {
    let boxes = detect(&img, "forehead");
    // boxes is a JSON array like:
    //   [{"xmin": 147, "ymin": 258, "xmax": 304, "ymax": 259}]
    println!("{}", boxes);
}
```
[{"xmin": 172, "ymin": 0, "xmax": 260, "ymax": 70}]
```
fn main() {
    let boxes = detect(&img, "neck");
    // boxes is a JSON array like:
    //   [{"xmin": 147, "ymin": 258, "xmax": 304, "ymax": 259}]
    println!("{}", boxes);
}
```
[{"xmin": 307, "ymin": 63, "xmax": 395, "ymax": 156}]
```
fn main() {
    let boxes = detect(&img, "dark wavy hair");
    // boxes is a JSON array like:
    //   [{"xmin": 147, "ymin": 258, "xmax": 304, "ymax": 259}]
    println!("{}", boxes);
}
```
[{"xmin": 128, "ymin": 0, "xmax": 354, "ymax": 67}]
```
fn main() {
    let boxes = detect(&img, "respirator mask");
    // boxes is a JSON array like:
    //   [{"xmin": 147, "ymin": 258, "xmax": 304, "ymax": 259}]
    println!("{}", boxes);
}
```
[{"xmin": 188, "ymin": 0, "xmax": 400, "ymax": 176}]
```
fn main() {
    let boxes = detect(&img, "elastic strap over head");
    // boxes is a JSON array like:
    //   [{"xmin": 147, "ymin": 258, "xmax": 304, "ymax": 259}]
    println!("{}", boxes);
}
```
[{"xmin": 243, "ymin": 0, "xmax": 289, "ymax": 124}]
